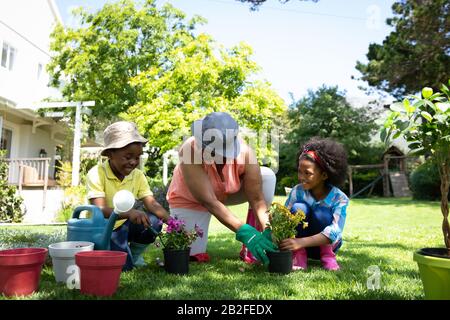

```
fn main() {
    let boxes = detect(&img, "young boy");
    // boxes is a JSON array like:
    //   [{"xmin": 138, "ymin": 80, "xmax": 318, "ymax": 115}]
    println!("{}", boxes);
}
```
[{"xmin": 86, "ymin": 121, "xmax": 169, "ymax": 271}]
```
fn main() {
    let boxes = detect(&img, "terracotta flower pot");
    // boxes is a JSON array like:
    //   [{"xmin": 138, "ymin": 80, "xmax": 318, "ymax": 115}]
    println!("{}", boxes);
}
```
[
  {"xmin": 75, "ymin": 250, "xmax": 127, "ymax": 297},
  {"xmin": 0, "ymin": 248, "xmax": 48, "ymax": 296},
  {"xmin": 163, "ymin": 248, "xmax": 190, "ymax": 275},
  {"xmin": 267, "ymin": 250, "xmax": 292, "ymax": 274}
]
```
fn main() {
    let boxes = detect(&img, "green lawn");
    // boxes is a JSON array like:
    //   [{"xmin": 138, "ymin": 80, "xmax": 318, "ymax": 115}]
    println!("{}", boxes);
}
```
[{"xmin": 0, "ymin": 197, "xmax": 444, "ymax": 300}]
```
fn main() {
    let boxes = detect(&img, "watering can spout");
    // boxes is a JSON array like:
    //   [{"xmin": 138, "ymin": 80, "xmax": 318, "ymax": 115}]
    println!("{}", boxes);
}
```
[
  {"xmin": 99, "ymin": 190, "xmax": 136, "ymax": 250},
  {"xmin": 99, "ymin": 211, "xmax": 119, "ymax": 250}
]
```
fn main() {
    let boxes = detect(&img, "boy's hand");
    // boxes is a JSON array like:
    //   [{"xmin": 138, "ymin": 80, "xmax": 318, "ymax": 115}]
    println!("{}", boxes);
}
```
[{"xmin": 126, "ymin": 209, "xmax": 150, "ymax": 228}]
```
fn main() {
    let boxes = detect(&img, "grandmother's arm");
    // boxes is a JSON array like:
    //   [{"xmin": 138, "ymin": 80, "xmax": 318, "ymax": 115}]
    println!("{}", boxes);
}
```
[
  {"xmin": 242, "ymin": 148, "xmax": 269, "ymax": 230},
  {"xmin": 180, "ymin": 162, "xmax": 243, "ymax": 232}
]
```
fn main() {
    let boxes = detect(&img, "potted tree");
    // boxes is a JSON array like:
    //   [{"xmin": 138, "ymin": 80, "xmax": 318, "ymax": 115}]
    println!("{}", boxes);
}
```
[
  {"xmin": 382, "ymin": 80, "xmax": 450, "ymax": 299},
  {"xmin": 157, "ymin": 216, "xmax": 203, "ymax": 275},
  {"xmin": 266, "ymin": 202, "xmax": 308, "ymax": 274}
]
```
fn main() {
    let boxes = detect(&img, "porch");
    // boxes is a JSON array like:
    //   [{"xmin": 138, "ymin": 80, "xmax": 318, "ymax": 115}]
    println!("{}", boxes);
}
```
[{"xmin": 5, "ymin": 157, "xmax": 64, "ymax": 223}]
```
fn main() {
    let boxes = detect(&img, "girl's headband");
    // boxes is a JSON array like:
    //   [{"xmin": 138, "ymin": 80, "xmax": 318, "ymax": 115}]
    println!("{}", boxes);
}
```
[{"xmin": 300, "ymin": 148, "xmax": 326, "ymax": 172}]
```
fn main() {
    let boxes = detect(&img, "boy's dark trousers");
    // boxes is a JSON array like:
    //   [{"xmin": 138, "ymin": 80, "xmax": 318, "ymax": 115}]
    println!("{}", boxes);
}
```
[{"xmin": 110, "ymin": 201, "xmax": 162, "ymax": 271}]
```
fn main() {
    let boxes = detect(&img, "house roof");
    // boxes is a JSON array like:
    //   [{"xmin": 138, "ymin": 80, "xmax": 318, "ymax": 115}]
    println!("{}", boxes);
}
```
[
  {"xmin": 47, "ymin": 0, "xmax": 63, "ymax": 25},
  {"xmin": 383, "ymin": 145, "xmax": 405, "ymax": 157}
]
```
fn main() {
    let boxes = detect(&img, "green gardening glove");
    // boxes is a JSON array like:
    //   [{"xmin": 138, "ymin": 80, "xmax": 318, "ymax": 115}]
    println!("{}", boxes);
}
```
[
  {"xmin": 236, "ymin": 224, "xmax": 278, "ymax": 265},
  {"xmin": 262, "ymin": 228, "xmax": 274, "ymax": 243}
]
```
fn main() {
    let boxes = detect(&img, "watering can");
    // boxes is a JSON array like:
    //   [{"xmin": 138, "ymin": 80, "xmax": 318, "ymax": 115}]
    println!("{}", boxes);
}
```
[{"xmin": 67, "ymin": 190, "xmax": 135, "ymax": 250}]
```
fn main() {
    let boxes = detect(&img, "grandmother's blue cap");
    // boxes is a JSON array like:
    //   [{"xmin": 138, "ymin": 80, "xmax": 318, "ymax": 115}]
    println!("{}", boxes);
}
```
[{"xmin": 191, "ymin": 112, "xmax": 240, "ymax": 159}]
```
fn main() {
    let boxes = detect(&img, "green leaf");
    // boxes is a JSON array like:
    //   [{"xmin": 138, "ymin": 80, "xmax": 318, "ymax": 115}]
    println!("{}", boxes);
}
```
[
  {"xmin": 421, "ymin": 111, "xmax": 433, "ymax": 122},
  {"xmin": 434, "ymin": 114, "xmax": 448, "ymax": 123},
  {"xmin": 403, "ymin": 98, "xmax": 415, "ymax": 113},
  {"xmin": 393, "ymin": 131, "xmax": 402, "ymax": 139},
  {"xmin": 380, "ymin": 127, "xmax": 387, "ymax": 143},
  {"xmin": 422, "ymin": 87, "xmax": 433, "ymax": 99},
  {"xmin": 408, "ymin": 142, "xmax": 422, "ymax": 150},
  {"xmin": 436, "ymin": 102, "xmax": 450, "ymax": 113},
  {"xmin": 394, "ymin": 120, "xmax": 409, "ymax": 131},
  {"xmin": 423, "ymin": 99, "xmax": 437, "ymax": 111},
  {"xmin": 390, "ymin": 102, "xmax": 404, "ymax": 112},
  {"xmin": 413, "ymin": 100, "xmax": 424, "ymax": 109},
  {"xmin": 410, "ymin": 148, "xmax": 427, "ymax": 156}
]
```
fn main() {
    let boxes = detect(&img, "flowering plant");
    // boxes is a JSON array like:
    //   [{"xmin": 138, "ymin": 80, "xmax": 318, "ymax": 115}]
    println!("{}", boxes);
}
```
[
  {"xmin": 156, "ymin": 216, "xmax": 203, "ymax": 250},
  {"xmin": 266, "ymin": 202, "xmax": 308, "ymax": 246}
]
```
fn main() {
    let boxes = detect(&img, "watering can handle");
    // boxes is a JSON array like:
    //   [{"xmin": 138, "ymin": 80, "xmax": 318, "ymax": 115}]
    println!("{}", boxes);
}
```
[{"xmin": 71, "ymin": 205, "xmax": 105, "ymax": 223}]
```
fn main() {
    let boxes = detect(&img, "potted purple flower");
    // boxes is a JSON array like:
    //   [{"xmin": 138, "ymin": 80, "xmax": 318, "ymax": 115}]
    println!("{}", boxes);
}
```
[{"xmin": 156, "ymin": 216, "xmax": 203, "ymax": 275}]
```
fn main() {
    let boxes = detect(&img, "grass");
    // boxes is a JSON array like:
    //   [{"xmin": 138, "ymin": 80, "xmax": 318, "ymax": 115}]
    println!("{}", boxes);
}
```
[{"xmin": 0, "ymin": 196, "xmax": 444, "ymax": 300}]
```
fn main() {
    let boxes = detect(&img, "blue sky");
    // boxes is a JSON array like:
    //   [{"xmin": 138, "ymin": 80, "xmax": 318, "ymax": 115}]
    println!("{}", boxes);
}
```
[{"xmin": 54, "ymin": 0, "xmax": 395, "ymax": 104}]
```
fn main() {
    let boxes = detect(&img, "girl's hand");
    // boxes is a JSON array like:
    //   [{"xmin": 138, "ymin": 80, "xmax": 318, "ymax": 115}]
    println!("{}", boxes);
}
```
[
  {"xmin": 126, "ymin": 209, "xmax": 150, "ymax": 228},
  {"xmin": 279, "ymin": 238, "xmax": 304, "ymax": 251}
]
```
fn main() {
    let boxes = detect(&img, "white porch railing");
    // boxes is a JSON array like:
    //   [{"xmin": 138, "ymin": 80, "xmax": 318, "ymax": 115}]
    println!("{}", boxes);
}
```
[{"xmin": 4, "ymin": 158, "xmax": 53, "ymax": 210}]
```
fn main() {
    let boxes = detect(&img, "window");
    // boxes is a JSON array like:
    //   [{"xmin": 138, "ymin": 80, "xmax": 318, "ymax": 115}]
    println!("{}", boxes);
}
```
[
  {"xmin": 1, "ymin": 42, "xmax": 17, "ymax": 71},
  {"xmin": 0, "ymin": 128, "xmax": 13, "ymax": 158}
]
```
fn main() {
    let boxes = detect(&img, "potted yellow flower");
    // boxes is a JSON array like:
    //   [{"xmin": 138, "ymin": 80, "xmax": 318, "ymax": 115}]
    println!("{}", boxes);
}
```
[
  {"xmin": 266, "ymin": 202, "xmax": 308, "ymax": 274},
  {"xmin": 383, "ymin": 80, "xmax": 450, "ymax": 299}
]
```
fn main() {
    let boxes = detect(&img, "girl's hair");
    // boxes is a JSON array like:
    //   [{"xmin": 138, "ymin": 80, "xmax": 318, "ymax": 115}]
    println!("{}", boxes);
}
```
[{"xmin": 296, "ymin": 137, "xmax": 348, "ymax": 187}]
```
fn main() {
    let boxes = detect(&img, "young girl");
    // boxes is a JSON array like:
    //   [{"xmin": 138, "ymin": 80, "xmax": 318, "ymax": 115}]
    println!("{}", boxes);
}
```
[
  {"xmin": 86, "ymin": 121, "xmax": 169, "ymax": 271},
  {"xmin": 280, "ymin": 137, "xmax": 349, "ymax": 271}
]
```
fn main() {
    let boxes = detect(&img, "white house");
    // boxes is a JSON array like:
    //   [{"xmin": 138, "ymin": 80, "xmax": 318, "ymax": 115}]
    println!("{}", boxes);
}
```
[{"xmin": 0, "ymin": 0, "xmax": 67, "ymax": 223}]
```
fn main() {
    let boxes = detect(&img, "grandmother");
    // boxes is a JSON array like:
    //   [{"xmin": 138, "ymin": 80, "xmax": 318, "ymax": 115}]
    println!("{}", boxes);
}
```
[{"xmin": 166, "ymin": 112, "xmax": 277, "ymax": 265}]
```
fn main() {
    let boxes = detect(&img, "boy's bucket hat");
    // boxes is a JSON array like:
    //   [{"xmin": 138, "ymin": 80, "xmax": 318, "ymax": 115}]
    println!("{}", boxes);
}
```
[
  {"xmin": 191, "ymin": 112, "xmax": 240, "ymax": 159},
  {"xmin": 101, "ymin": 121, "xmax": 147, "ymax": 156}
]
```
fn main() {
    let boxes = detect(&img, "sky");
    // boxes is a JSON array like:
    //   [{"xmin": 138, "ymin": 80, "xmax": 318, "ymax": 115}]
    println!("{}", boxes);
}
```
[{"xmin": 54, "ymin": 0, "xmax": 396, "ymax": 105}]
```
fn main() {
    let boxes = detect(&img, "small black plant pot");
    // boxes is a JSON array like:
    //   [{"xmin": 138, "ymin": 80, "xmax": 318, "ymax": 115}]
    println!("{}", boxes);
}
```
[
  {"xmin": 163, "ymin": 248, "xmax": 190, "ymax": 275},
  {"xmin": 267, "ymin": 250, "xmax": 292, "ymax": 274}
]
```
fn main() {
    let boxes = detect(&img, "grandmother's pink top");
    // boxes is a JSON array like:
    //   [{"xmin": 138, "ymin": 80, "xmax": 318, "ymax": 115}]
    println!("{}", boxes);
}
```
[{"xmin": 167, "ymin": 136, "xmax": 247, "ymax": 211}]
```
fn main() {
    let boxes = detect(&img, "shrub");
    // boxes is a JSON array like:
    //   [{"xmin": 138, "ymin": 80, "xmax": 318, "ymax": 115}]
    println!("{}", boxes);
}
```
[
  {"xmin": 148, "ymin": 177, "xmax": 170, "ymax": 212},
  {"xmin": 0, "ymin": 150, "xmax": 24, "ymax": 223},
  {"xmin": 410, "ymin": 160, "xmax": 447, "ymax": 201},
  {"xmin": 56, "ymin": 185, "xmax": 87, "ymax": 222},
  {"xmin": 276, "ymin": 175, "xmax": 297, "ymax": 195},
  {"xmin": 343, "ymin": 170, "xmax": 383, "ymax": 198}
]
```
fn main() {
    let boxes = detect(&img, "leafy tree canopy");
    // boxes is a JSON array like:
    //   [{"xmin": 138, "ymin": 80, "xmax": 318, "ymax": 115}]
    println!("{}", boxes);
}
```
[
  {"xmin": 48, "ymin": 0, "xmax": 205, "ymax": 125},
  {"xmin": 122, "ymin": 34, "xmax": 286, "ymax": 158},
  {"xmin": 356, "ymin": 0, "xmax": 450, "ymax": 98},
  {"xmin": 48, "ymin": 0, "xmax": 285, "ymax": 162}
]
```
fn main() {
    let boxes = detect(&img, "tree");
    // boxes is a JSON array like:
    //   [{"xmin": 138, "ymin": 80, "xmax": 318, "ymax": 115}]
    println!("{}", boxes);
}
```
[
  {"xmin": 356, "ymin": 0, "xmax": 450, "ymax": 99},
  {"xmin": 47, "ymin": 0, "xmax": 205, "ymax": 130},
  {"xmin": 122, "ymin": 34, "xmax": 286, "ymax": 161},
  {"xmin": 48, "ymin": 0, "xmax": 286, "ymax": 169},
  {"xmin": 383, "ymin": 82, "xmax": 450, "ymax": 250},
  {"xmin": 278, "ymin": 85, "xmax": 380, "ymax": 181}
]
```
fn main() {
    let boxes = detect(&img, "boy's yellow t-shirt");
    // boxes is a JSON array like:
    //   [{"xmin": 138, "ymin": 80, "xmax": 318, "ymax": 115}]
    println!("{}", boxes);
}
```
[{"xmin": 86, "ymin": 160, "xmax": 153, "ymax": 229}]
